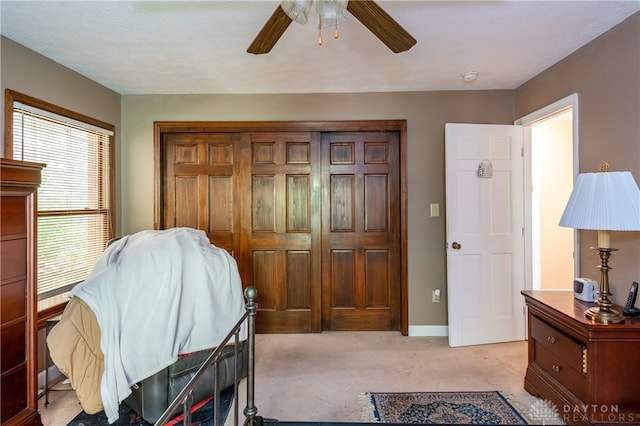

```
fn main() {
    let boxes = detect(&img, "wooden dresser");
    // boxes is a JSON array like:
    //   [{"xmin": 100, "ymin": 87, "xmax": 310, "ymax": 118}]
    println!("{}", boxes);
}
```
[
  {"xmin": 522, "ymin": 290, "xmax": 640, "ymax": 424},
  {"xmin": 1, "ymin": 158, "xmax": 44, "ymax": 426}
]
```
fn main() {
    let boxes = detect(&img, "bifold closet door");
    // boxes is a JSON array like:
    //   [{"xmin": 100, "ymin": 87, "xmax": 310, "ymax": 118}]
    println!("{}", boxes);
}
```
[
  {"xmin": 321, "ymin": 132, "xmax": 401, "ymax": 331},
  {"xmin": 162, "ymin": 132, "xmax": 242, "ymax": 257},
  {"xmin": 161, "ymin": 128, "xmax": 401, "ymax": 333},
  {"xmin": 240, "ymin": 132, "xmax": 322, "ymax": 332}
]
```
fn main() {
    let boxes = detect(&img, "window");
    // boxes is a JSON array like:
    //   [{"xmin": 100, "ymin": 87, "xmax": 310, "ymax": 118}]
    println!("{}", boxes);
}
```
[{"xmin": 6, "ymin": 90, "xmax": 114, "ymax": 309}]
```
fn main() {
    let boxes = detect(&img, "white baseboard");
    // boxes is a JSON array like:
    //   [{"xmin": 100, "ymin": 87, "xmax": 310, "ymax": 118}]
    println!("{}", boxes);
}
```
[{"xmin": 408, "ymin": 325, "xmax": 448, "ymax": 337}]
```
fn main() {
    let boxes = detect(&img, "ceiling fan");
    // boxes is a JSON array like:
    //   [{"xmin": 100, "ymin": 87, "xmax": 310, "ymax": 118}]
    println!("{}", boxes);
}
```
[{"xmin": 247, "ymin": 0, "xmax": 417, "ymax": 54}]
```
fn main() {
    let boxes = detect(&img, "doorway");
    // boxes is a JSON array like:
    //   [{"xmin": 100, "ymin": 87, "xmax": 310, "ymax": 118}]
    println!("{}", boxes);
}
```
[{"xmin": 517, "ymin": 94, "xmax": 579, "ymax": 291}]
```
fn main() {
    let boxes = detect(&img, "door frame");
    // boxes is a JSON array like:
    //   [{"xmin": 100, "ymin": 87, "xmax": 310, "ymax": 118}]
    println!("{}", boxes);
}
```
[
  {"xmin": 153, "ymin": 120, "xmax": 409, "ymax": 335},
  {"xmin": 515, "ymin": 93, "xmax": 580, "ymax": 291}
]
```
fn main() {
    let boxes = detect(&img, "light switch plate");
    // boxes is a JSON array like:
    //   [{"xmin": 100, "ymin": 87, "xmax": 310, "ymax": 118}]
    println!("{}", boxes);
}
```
[{"xmin": 430, "ymin": 203, "xmax": 440, "ymax": 217}]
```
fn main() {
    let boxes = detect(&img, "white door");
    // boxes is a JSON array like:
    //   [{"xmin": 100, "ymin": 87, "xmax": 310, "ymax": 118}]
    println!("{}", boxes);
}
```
[{"xmin": 445, "ymin": 123, "xmax": 525, "ymax": 347}]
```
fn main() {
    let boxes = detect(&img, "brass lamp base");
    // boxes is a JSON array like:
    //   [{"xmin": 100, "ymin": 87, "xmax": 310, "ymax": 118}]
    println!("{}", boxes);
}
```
[
  {"xmin": 585, "ymin": 305, "xmax": 625, "ymax": 324},
  {"xmin": 585, "ymin": 246, "xmax": 625, "ymax": 324}
]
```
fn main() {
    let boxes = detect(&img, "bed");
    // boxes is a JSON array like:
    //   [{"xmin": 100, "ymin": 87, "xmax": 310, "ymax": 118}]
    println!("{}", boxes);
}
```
[{"xmin": 47, "ymin": 227, "xmax": 248, "ymax": 424}]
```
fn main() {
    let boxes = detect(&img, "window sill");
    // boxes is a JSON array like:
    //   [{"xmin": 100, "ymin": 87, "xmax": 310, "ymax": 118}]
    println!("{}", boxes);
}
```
[{"xmin": 38, "ymin": 292, "xmax": 71, "ymax": 329}]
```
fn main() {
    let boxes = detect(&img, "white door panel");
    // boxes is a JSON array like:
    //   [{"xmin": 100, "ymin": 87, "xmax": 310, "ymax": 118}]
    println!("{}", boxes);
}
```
[{"xmin": 446, "ymin": 123, "xmax": 525, "ymax": 347}]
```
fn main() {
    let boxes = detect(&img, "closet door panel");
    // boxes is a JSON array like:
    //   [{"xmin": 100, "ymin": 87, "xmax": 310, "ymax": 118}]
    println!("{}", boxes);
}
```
[
  {"xmin": 322, "ymin": 132, "xmax": 401, "ymax": 331},
  {"xmin": 163, "ymin": 133, "xmax": 240, "ymax": 255},
  {"xmin": 286, "ymin": 251, "xmax": 312, "ymax": 309},
  {"xmin": 174, "ymin": 176, "xmax": 198, "ymax": 228},
  {"xmin": 243, "ymin": 132, "xmax": 322, "ymax": 333},
  {"xmin": 208, "ymin": 176, "xmax": 234, "ymax": 232}
]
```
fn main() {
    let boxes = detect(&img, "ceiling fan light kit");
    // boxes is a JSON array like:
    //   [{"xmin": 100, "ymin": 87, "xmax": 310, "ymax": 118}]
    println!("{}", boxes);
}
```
[
  {"xmin": 247, "ymin": 0, "xmax": 417, "ymax": 55},
  {"xmin": 315, "ymin": 0, "xmax": 348, "ymax": 28},
  {"xmin": 315, "ymin": 0, "xmax": 348, "ymax": 44}
]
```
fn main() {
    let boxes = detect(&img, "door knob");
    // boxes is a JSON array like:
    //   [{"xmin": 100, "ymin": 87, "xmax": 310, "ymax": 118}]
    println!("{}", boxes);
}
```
[{"xmin": 452, "ymin": 242, "xmax": 461, "ymax": 250}]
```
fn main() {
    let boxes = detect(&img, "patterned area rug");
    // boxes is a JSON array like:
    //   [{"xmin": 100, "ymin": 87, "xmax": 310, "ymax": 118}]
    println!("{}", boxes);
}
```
[
  {"xmin": 67, "ymin": 386, "xmax": 233, "ymax": 426},
  {"xmin": 359, "ymin": 391, "xmax": 530, "ymax": 425}
]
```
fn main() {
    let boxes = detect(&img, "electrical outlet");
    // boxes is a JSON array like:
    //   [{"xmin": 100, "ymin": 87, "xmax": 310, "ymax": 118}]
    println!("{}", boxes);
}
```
[{"xmin": 432, "ymin": 289, "xmax": 441, "ymax": 303}]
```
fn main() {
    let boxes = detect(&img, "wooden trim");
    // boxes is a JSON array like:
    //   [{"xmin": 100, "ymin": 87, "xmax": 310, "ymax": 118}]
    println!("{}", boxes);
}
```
[
  {"xmin": 4, "ymin": 90, "xmax": 15, "ymax": 158},
  {"xmin": 154, "ymin": 120, "xmax": 409, "ymax": 334},
  {"xmin": 154, "ymin": 120, "xmax": 406, "ymax": 134},
  {"xmin": 153, "ymin": 122, "xmax": 163, "ymax": 230},
  {"xmin": 5, "ymin": 89, "xmax": 115, "ymax": 136},
  {"xmin": 26, "ymin": 189, "xmax": 39, "ymax": 414},
  {"xmin": 37, "ymin": 302, "xmax": 68, "ymax": 330},
  {"xmin": 0, "ymin": 158, "xmax": 45, "ymax": 186},
  {"xmin": 399, "ymin": 120, "xmax": 408, "ymax": 336}
]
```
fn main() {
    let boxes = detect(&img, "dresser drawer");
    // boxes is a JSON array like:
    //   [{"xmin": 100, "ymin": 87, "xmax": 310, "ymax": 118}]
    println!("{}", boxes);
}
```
[
  {"xmin": 0, "ymin": 196, "xmax": 26, "ymax": 236},
  {"xmin": 530, "ymin": 315, "xmax": 584, "ymax": 371},
  {"xmin": 534, "ymin": 342, "xmax": 587, "ymax": 402}
]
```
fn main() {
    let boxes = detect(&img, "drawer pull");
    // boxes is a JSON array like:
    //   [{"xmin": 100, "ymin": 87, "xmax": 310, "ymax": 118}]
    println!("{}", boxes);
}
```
[
  {"xmin": 552, "ymin": 365, "xmax": 561, "ymax": 373},
  {"xmin": 547, "ymin": 336, "xmax": 556, "ymax": 344}
]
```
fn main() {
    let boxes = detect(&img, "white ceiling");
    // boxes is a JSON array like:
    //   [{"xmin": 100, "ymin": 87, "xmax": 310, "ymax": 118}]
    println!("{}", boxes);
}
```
[{"xmin": 1, "ymin": 1, "xmax": 638, "ymax": 95}]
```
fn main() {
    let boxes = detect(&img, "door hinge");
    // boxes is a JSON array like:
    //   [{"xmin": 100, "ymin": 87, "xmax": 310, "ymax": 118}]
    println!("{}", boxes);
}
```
[{"xmin": 521, "ymin": 147, "xmax": 524, "ymax": 157}]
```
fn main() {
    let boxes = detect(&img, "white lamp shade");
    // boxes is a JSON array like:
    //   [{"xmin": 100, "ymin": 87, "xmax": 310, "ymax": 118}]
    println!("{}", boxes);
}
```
[{"xmin": 559, "ymin": 171, "xmax": 640, "ymax": 231}]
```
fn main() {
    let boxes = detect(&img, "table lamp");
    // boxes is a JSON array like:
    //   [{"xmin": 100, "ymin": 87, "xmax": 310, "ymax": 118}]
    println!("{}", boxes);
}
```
[{"xmin": 558, "ymin": 163, "xmax": 640, "ymax": 324}]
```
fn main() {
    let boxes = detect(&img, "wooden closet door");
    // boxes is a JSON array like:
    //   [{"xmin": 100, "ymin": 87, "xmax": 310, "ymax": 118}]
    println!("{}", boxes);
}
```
[
  {"xmin": 241, "ymin": 132, "xmax": 322, "ymax": 332},
  {"xmin": 163, "ymin": 133, "xmax": 241, "ymax": 256},
  {"xmin": 157, "ymin": 123, "xmax": 406, "ymax": 334},
  {"xmin": 321, "ymin": 132, "xmax": 401, "ymax": 331}
]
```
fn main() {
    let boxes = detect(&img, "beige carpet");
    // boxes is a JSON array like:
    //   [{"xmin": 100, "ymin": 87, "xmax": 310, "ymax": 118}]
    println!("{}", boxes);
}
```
[
  {"xmin": 231, "ymin": 331, "xmax": 548, "ymax": 423},
  {"xmin": 40, "ymin": 331, "xmax": 551, "ymax": 425}
]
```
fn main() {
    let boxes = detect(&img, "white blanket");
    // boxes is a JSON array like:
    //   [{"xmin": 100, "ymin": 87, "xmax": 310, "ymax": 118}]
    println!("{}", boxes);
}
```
[{"xmin": 70, "ymin": 227, "xmax": 246, "ymax": 424}]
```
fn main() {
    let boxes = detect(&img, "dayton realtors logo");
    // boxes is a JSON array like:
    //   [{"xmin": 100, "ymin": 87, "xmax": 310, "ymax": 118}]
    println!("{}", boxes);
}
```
[
  {"xmin": 528, "ymin": 400, "xmax": 640, "ymax": 424},
  {"xmin": 528, "ymin": 399, "xmax": 561, "ymax": 425},
  {"xmin": 562, "ymin": 404, "xmax": 639, "ymax": 424}
]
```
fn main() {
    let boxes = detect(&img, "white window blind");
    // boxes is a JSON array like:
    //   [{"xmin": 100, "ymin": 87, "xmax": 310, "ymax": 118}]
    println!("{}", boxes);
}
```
[{"xmin": 12, "ymin": 102, "xmax": 113, "ymax": 300}]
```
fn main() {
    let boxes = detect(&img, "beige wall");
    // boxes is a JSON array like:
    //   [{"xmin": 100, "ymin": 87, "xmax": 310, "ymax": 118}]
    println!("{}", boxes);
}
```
[
  {"xmin": 121, "ymin": 91, "xmax": 515, "ymax": 327},
  {"xmin": 515, "ymin": 12, "xmax": 640, "ymax": 305},
  {"xmin": 0, "ymin": 36, "xmax": 123, "ymax": 231}
]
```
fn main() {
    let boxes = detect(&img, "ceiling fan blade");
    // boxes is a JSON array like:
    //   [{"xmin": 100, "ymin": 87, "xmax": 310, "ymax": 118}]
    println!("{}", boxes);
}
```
[
  {"xmin": 346, "ymin": 0, "xmax": 416, "ymax": 53},
  {"xmin": 247, "ymin": 5, "xmax": 293, "ymax": 54}
]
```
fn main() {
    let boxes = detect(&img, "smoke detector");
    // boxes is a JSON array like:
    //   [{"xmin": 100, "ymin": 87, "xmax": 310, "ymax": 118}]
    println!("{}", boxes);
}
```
[{"xmin": 461, "ymin": 71, "xmax": 479, "ymax": 83}]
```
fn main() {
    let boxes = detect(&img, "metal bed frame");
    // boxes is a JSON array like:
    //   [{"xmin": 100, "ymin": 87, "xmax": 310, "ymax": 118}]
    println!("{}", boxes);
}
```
[{"xmin": 154, "ymin": 286, "xmax": 260, "ymax": 426}]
